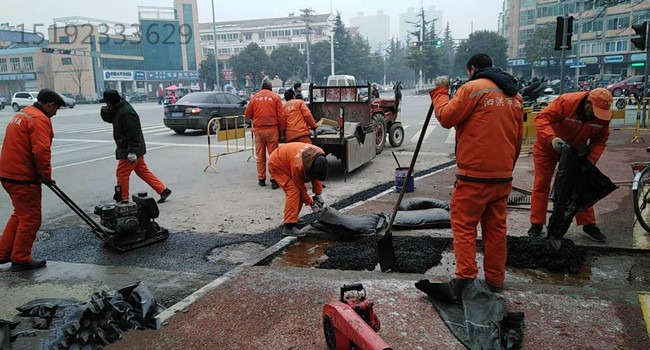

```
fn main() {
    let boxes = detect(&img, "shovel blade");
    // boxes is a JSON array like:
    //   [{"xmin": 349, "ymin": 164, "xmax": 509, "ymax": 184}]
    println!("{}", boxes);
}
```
[{"xmin": 377, "ymin": 229, "xmax": 396, "ymax": 272}]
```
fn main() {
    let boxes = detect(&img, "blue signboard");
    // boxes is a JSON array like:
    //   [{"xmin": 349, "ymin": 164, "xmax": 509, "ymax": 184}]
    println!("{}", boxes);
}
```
[
  {"xmin": 0, "ymin": 73, "xmax": 36, "ymax": 81},
  {"xmin": 145, "ymin": 70, "xmax": 199, "ymax": 81},
  {"xmin": 134, "ymin": 71, "xmax": 146, "ymax": 81},
  {"xmin": 603, "ymin": 55, "xmax": 624, "ymax": 63}
]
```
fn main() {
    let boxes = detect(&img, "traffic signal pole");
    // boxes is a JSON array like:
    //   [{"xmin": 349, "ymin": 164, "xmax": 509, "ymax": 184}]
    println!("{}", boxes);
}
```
[
  {"xmin": 559, "ymin": 13, "xmax": 569, "ymax": 95},
  {"xmin": 642, "ymin": 21, "xmax": 650, "ymax": 126}
]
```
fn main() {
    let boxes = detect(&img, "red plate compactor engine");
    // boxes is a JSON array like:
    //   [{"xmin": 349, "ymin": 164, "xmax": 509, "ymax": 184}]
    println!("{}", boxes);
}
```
[{"xmin": 322, "ymin": 283, "xmax": 391, "ymax": 350}]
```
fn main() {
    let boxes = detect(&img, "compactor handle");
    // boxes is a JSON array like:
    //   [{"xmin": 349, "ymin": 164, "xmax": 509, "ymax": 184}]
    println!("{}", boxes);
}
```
[{"xmin": 340, "ymin": 283, "xmax": 364, "ymax": 302}]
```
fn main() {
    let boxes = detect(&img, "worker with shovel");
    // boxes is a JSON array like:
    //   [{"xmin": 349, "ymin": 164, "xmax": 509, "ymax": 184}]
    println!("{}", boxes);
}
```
[
  {"xmin": 0, "ymin": 89, "xmax": 66, "ymax": 272},
  {"xmin": 268, "ymin": 142, "xmax": 328, "ymax": 236},
  {"xmin": 429, "ymin": 53, "xmax": 524, "ymax": 292}
]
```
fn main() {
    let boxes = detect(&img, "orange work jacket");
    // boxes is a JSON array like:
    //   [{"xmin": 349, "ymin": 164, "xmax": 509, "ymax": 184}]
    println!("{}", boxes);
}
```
[
  {"xmin": 535, "ymin": 91, "xmax": 610, "ymax": 164},
  {"xmin": 283, "ymin": 99, "xmax": 317, "ymax": 142},
  {"xmin": 245, "ymin": 89, "xmax": 285, "ymax": 132},
  {"xmin": 270, "ymin": 142, "xmax": 324, "ymax": 204},
  {"xmin": 430, "ymin": 79, "xmax": 524, "ymax": 181},
  {"xmin": 0, "ymin": 105, "xmax": 54, "ymax": 183}
]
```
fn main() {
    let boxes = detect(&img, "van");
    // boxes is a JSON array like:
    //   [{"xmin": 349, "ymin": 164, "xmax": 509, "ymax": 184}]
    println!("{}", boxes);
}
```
[{"xmin": 326, "ymin": 75, "xmax": 356, "ymax": 86}]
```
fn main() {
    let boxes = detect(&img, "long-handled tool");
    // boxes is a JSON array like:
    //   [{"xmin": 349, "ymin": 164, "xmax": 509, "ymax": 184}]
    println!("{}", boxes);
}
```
[
  {"xmin": 378, "ymin": 104, "xmax": 434, "ymax": 272},
  {"xmin": 46, "ymin": 183, "xmax": 110, "ymax": 241},
  {"xmin": 391, "ymin": 152, "xmax": 402, "ymax": 169}
]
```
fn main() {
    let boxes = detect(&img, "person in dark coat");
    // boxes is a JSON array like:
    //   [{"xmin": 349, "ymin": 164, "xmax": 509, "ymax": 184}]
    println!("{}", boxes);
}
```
[{"xmin": 100, "ymin": 90, "xmax": 172, "ymax": 203}]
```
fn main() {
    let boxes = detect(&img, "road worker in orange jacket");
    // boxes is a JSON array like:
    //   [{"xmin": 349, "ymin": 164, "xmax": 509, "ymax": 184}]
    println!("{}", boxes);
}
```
[
  {"xmin": 430, "ymin": 53, "xmax": 524, "ymax": 292},
  {"xmin": 268, "ymin": 142, "xmax": 329, "ymax": 237},
  {"xmin": 283, "ymin": 89, "xmax": 317, "ymax": 143},
  {"xmin": 245, "ymin": 79, "xmax": 286, "ymax": 189},
  {"xmin": 529, "ymin": 88, "xmax": 612, "ymax": 243},
  {"xmin": 0, "ymin": 89, "xmax": 66, "ymax": 272}
]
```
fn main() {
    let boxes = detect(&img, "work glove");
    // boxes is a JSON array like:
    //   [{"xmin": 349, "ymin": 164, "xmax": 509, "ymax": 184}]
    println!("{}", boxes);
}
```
[
  {"xmin": 127, "ymin": 153, "xmax": 137, "ymax": 163},
  {"xmin": 551, "ymin": 137, "xmax": 567, "ymax": 151},
  {"xmin": 434, "ymin": 76, "xmax": 450, "ymax": 89}
]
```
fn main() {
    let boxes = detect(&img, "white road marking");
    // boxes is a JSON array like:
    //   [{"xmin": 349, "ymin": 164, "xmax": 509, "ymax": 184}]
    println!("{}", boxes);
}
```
[
  {"xmin": 53, "ymin": 145, "xmax": 170, "ymax": 170},
  {"xmin": 52, "ymin": 144, "xmax": 98, "ymax": 156},
  {"xmin": 52, "ymin": 141, "xmax": 90, "ymax": 149},
  {"xmin": 410, "ymin": 125, "xmax": 436, "ymax": 143},
  {"xmin": 445, "ymin": 128, "xmax": 456, "ymax": 144},
  {"xmin": 54, "ymin": 138, "xmax": 231, "ymax": 149}
]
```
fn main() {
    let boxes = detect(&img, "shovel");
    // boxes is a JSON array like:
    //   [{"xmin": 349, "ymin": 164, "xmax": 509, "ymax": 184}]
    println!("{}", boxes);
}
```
[{"xmin": 378, "ymin": 103, "xmax": 434, "ymax": 272}]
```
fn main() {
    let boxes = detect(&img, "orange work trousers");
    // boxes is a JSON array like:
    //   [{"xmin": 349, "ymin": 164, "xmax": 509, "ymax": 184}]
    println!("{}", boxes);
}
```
[
  {"xmin": 0, "ymin": 182, "xmax": 42, "ymax": 263},
  {"xmin": 254, "ymin": 128, "xmax": 279, "ymax": 180},
  {"xmin": 451, "ymin": 179, "xmax": 511, "ymax": 286},
  {"xmin": 530, "ymin": 148, "xmax": 595, "ymax": 226},
  {"xmin": 116, "ymin": 157, "xmax": 166, "ymax": 201}
]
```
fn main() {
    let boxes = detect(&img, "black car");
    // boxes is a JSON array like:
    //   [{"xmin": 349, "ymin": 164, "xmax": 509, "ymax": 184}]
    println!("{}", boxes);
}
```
[{"xmin": 163, "ymin": 91, "xmax": 248, "ymax": 134}]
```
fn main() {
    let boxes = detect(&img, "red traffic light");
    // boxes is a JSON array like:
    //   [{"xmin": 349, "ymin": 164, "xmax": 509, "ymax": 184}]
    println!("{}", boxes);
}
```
[
  {"xmin": 58, "ymin": 49, "xmax": 71, "ymax": 55},
  {"xmin": 41, "ymin": 48, "xmax": 55, "ymax": 53}
]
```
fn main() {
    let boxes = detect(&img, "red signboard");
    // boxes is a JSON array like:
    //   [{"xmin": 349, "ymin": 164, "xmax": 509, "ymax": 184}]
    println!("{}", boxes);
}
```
[{"xmin": 222, "ymin": 68, "xmax": 235, "ymax": 81}]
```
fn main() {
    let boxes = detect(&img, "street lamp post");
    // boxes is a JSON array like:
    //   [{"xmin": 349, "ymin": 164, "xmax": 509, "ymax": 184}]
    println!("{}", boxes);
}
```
[{"xmin": 211, "ymin": 0, "xmax": 220, "ymax": 91}]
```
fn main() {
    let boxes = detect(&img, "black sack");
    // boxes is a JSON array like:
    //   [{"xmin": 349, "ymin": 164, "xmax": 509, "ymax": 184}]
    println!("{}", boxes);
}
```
[
  {"xmin": 547, "ymin": 146, "xmax": 617, "ymax": 240},
  {"xmin": 392, "ymin": 208, "xmax": 451, "ymax": 229},
  {"xmin": 398, "ymin": 197, "xmax": 450, "ymax": 211}
]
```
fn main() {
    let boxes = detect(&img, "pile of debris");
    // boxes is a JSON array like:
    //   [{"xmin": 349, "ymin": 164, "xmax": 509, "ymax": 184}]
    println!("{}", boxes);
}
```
[{"xmin": 2, "ymin": 282, "xmax": 163, "ymax": 349}]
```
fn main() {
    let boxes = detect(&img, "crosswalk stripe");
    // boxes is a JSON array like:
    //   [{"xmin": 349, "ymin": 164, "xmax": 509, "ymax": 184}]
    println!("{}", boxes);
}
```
[
  {"xmin": 410, "ymin": 125, "xmax": 436, "ymax": 143},
  {"xmin": 445, "ymin": 127, "xmax": 456, "ymax": 144},
  {"xmin": 143, "ymin": 127, "xmax": 172, "ymax": 134}
]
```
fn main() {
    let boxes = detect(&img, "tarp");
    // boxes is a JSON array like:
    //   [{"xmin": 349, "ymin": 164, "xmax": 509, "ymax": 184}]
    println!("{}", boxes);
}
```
[
  {"xmin": 301, "ymin": 206, "xmax": 387, "ymax": 239},
  {"xmin": 415, "ymin": 279, "xmax": 525, "ymax": 350},
  {"xmin": 547, "ymin": 146, "xmax": 617, "ymax": 240}
]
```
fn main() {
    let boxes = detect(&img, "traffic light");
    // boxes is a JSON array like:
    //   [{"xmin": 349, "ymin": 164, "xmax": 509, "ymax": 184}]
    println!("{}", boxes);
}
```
[
  {"xmin": 58, "ymin": 49, "xmax": 71, "ymax": 55},
  {"xmin": 631, "ymin": 22, "xmax": 648, "ymax": 51},
  {"xmin": 434, "ymin": 40, "xmax": 442, "ymax": 47},
  {"xmin": 42, "ymin": 48, "xmax": 55, "ymax": 53},
  {"xmin": 411, "ymin": 41, "xmax": 422, "ymax": 49},
  {"xmin": 554, "ymin": 16, "xmax": 574, "ymax": 51}
]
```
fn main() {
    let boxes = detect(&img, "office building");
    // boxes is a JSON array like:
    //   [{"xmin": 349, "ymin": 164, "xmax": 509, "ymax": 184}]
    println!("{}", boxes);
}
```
[{"xmin": 349, "ymin": 11, "xmax": 390, "ymax": 51}]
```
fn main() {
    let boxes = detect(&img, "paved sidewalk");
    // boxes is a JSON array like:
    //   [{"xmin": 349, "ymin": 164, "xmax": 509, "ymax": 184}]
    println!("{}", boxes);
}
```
[{"xmin": 110, "ymin": 128, "xmax": 650, "ymax": 350}]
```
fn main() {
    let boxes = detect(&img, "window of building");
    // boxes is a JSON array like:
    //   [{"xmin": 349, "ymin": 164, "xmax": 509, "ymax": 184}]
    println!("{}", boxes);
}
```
[
  {"xmin": 633, "ymin": 13, "xmax": 649, "ymax": 25},
  {"xmin": 10, "ymin": 57, "xmax": 20, "ymax": 71},
  {"xmin": 517, "ymin": 48, "xmax": 526, "ymax": 58},
  {"xmin": 259, "ymin": 32, "xmax": 265, "ymax": 39},
  {"xmin": 519, "ymin": 10, "xmax": 535, "ymax": 26},
  {"xmin": 581, "ymin": 18, "xmax": 604, "ymax": 33},
  {"xmin": 580, "ymin": 41, "xmax": 602, "ymax": 55},
  {"xmin": 22, "ymin": 57, "xmax": 33, "ymax": 71},
  {"xmin": 0, "ymin": 58, "xmax": 6, "ymax": 72},
  {"xmin": 59, "ymin": 36, "xmax": 70, "ymax": 44},
  {"xmin": 61, "ymin": 57, "xmax": 72, "ymax": 65},
  {"xmin": 217, "ymin": 48, "xmax": 231, "ymax": 54},
  {"xmin": 243, "ymin": 33, "xmax": 252, "ymax": 40},
  {"xmin": 521, "ymin": 0, "xmax": 535, "ymax": 8},
  {"xmin": 518, "ymin": 28, "xmax": 535, "ymax": 45},
  {"xmin": 605, "ymin": 38, "xmax": 628, "ymax": 52},
  {"xmin": 292, "ymin": 29, "xmax": 300, "ymax": 36},
  {"xmin": 607, "ymin": 15, "xmax": 630, "ymax": 30}
]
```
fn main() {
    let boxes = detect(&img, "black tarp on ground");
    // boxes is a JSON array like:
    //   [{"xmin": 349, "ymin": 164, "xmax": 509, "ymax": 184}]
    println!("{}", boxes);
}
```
[
  {"xmin": 547, "ymin": 146, "xmax": 618, "ymax": 240},
  {"xmin": 415, "ymin": 279, "xmax": 525, "ymax": 350},
  {"xmin": 8, "ymin": 282, "xmax": 163, "ymax": 349}
]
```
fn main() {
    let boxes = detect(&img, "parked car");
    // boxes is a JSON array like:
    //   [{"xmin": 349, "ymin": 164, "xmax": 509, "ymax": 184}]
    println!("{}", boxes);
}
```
[
  {"xmin": 163, "ymin": 91, "xmax": 248, "ymax": 134},
  {"xmin": 300, "ymin": 83, "xmax": 311, "ymax": 101},
  {"xmin": 10, "ymin": 91, "xmax": 39, "ymax": 111},
  {"xmin": 597, "ymin": 74, "xmax": 623, "ymax": 88},
  {"xmin": 58, "ymin": 93, "xmax": 76, "ymax": 108},
  {"xmin": 123, "ymin": 91, "xmax": 148, "ymax": 103},
  {"xmin": 607, "ymin": 75, "xmax": 644, "ymax": 97}
]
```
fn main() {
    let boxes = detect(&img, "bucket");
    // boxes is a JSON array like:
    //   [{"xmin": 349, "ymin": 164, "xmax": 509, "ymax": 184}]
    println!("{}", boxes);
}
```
[{"xmin": 395, "ymin": 167, "xmax": 415, "ymax": 193}]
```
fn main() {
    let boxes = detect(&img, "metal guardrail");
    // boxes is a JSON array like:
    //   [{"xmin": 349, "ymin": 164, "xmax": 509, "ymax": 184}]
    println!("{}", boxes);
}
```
[{"xmin": 203, "ymin": 115, "xmax": 254, "ymax": 173}]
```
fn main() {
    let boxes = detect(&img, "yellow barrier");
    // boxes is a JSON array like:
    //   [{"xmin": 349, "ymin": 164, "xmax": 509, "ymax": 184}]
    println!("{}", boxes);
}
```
[
  {"xmin": 520, "ymin": 108, "xmax": 537, "ymax": 155},
  {"xmin": 204, "ymin": 115, "xmax": 255, "ymax": 173}
]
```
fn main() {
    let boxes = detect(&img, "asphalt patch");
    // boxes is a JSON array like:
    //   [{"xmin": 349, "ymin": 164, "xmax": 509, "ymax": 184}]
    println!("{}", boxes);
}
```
[
  {"xmin": 317, "ymin": 236, "xmax": 586, "ymax": 274},
  {"xmin": 318, "ymin": 236, "xmax": 452, "ymax": 273}
]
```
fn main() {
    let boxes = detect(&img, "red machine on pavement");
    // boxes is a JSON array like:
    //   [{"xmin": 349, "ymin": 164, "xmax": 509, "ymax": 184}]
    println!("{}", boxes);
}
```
[{"xmin": 322, "ymin": 283, "xmax": 391, "ymax": 350}]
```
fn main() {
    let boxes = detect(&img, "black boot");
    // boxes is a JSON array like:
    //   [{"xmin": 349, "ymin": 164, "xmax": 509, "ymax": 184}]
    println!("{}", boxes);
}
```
[
  {"xmin": 258, "ymin": 179, "xmax": 267, "ymax": 187},
  {"xmin": 158, "ymin": 188, "xmax": 172, "ymax": 203},
  {"xmin": 270, "ymin": 179, "xmax": 279, "ymax": 190},
  {"xmin": 11, "ymin": 260, "xmax": 46, "ymax": 272},
  {"xmin": 527, "ymin": 223, "xmax": 543, "ymax": 238}
]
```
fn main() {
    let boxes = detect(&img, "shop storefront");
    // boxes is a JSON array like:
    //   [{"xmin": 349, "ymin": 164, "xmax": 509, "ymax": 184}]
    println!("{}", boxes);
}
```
[
  {"xmin": 140, "ymin": 70, "xmax": 200, "ymax": 97},
  {"xmin": 507, "ymin": 59, "xmax": 532, "ymax": 79},
  {"xmin": 0, "ymin": 73, "xmax": 37, "ymax": 96},
  {"xmin": 602, "ymin": 55, "xmax": 627, "ymax": 78},
  {"xmin": 630, "ymin": 53, "xmax": 647, "ymax": 76},
  {"xmin": 103, "ymin": 70, "xmax": 136, "ymax": 94}
]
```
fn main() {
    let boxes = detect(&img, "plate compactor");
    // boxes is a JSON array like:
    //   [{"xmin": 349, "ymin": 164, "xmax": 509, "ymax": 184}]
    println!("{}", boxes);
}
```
[
  {"xmin": 322, "ymin": 283, "xmax": 391, "ymax": 350},
  {"xmin": 47, "ymin": 184, "xmax": 169, "ymax": 252}
]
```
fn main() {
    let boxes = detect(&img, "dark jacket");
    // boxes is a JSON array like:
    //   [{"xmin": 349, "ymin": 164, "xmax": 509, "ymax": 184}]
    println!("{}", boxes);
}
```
[
  {"xmin": 472, "ymin": 67, "xmax": 519, "ymax": 97},
  {"xmin": 101, "ymin": 100, "xmax": 146, "ymax": 159}
]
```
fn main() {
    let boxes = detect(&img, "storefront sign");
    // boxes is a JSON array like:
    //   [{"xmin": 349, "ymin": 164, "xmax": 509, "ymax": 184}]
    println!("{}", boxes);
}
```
[
  {"xmin": 0, "ymin": 73, "xmax": 36, "ymax": 81},
  {"xmin": 631, "ymin": 53, "xmax": 647, "ymax": 62},
  {"xmin": 507, "ymin": 59, "xmax": 528, "ymax": 66},
  {"xmin": 603, "ymin": 55, "xmax": 624, "ymax": 64},
  {"xmin": 134, "ymin": 71, "xmax": 146, "ymax": 81},
  {"xmin": 222, "ymin": 68, "xmax": 235, "ymax": 80},
  {"xmin": 104, "ymin": 70, "xmax": 134, "ymax": 81},
  {"xmin": 581, "ymin": 57, "xmax": 598, "ymax": 64},
  {"xmin": 145, "ymin": 70, "xmax": 200, "ymax": 81}
]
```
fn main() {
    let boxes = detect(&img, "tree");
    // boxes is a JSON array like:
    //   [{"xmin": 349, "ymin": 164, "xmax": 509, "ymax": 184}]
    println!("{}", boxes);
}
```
[
  {"xmin": 384, "ymin": 38, "xmax": 412, "ymax": 84},
  {"xmin": 300, "ymin": 8, "xmax": 315, "ymax": 82},
  {"xmin": 440, "ymin": 22, "xmax": 456, "ymax": 77},
  {"xmin": 310, "ymin": 41, "xmax": 333, "ymax": 84},
  {"xmin": 198, "ymin": 53, "xmax": 223, "ymax": 90},
  {"xmin": 454, "ymin": 30, "xmax": 508, "ymax": 72},
  {"xmin": 229, "ymin": 43, "xmax": 273, "ymax": 88},
  {"xmin": 59, "ymin": 57, "xmax": 90, "ymax": 98},
  {"xmin": 269, "ymin": 45, "xmax": 304, "ymax": 87},
  {"xmin": 524, "ymin": 24, "xmax": 561, "ymax": 77}
]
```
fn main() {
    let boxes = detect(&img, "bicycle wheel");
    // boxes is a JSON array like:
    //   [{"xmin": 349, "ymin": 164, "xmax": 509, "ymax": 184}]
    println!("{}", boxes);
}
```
[{"xmin": 633, "ymin": 166, "xmax": 650, "ymax": 233}]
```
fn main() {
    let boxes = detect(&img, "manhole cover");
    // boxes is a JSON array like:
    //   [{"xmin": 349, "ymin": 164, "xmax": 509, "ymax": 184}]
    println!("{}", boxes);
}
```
[{"xmin": 207, "ymin": 242, "xmax": 267, "ymax": 264}]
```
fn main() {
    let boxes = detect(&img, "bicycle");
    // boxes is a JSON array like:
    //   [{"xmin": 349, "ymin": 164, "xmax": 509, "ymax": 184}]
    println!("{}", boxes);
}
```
[{"xmin": 632, "ymin": 156, "xmax": 650, "ymax": 233}]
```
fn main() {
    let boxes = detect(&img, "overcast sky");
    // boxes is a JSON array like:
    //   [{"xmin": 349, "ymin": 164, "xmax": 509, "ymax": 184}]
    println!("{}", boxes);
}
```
[{"xmin": 2, "ymin": 0, "xmax": 501, "ymax": 40}]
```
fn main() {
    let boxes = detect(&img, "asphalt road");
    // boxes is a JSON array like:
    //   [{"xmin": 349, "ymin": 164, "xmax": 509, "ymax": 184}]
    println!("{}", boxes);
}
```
[{"xmin": 0, "ymin": 89, "xmax": 457, "ymax": 318}]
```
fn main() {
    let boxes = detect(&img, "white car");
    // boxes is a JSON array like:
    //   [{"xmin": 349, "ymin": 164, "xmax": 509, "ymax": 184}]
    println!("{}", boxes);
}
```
[{"xmin": 11, "ymin": 91, "xmax": 39, "ymax": 111}]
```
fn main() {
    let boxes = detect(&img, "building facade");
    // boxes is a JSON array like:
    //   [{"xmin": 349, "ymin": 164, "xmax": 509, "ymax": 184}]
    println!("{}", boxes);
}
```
[
  {"xmin": 349, "ymin": 11, "xmax": 390, "ymax": 51},
  {"xmin": 503, "ymin": 0, "xmax": 650, "ymax": 79}
]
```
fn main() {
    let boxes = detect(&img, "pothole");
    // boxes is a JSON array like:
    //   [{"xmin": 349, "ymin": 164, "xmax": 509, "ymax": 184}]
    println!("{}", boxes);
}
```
[{"xmin": 207, "ymin": 242, "xmax": 267, "ymax": 264}]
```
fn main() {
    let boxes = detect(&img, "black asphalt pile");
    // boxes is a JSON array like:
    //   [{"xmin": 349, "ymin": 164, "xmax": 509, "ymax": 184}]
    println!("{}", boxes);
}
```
[
  {"xmin": 505, "ymin": 236, "xmax": 587, "ymax": 273},
  {"xmin": 318, "ymin": 236, "xmax": 452, "ymax": 273},
  {"xmin": 9, "ymin": 282, "xmax": 162, "ymax": 350}
]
